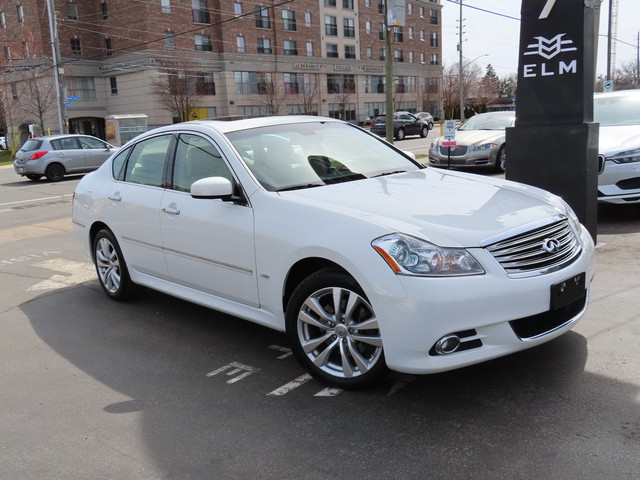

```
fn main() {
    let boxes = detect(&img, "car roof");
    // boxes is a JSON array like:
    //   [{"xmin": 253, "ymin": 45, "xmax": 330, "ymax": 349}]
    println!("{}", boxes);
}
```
[
  {"xmin": 29, "ymin": 134, "xmax": 102, "ymax": 141},
  {"xmin": 594, "ymin": 88, "xmax": 640, "ymax": 99}
]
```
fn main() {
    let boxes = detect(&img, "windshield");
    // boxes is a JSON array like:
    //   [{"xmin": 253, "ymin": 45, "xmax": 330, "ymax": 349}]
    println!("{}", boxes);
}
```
[
  {"xmin": 594, "ymin": 93, "xmax": 640, "ymax": 126},
  {"xmin": 459, "ymin": 113, "xmax": 515, "ymax": 131},
  {"xmin": 226, "ymin": 121, "xmax": 422, "ymax": 191}
]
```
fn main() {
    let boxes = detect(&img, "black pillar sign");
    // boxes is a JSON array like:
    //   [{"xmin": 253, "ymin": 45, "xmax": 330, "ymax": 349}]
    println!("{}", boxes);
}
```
[{"xmin": 506, "ymin": 0, "xmax": 600, "ymax": 241}]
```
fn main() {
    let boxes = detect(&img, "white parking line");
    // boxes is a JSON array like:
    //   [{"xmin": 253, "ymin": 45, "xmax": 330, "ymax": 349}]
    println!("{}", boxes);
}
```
[{"xmin": 0, "ymin": 194, "xmax": 73, "ymax": 207}]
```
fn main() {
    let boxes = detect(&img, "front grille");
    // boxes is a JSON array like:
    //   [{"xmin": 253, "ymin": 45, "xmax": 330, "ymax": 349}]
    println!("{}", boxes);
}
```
[
  {"xmin": 509, "ymin": 294, "xmax": 586, "ymax": 340},
  {"xmin": 439, "ymin": 145, "xmax": 468, "ymax": 156},
  {"xmin": 485, "ymin": 219, "xmax": 581, "ymax": 277},
  {"xmin": 616, "ymin": 177, "xmax": 640, "ymax": 190}
]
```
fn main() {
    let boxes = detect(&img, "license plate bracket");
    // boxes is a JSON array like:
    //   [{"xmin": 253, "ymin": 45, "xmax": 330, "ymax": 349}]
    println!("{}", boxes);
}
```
[{"xmin": 550, "ymin": 272, "xmax": 586, "ymax": 310}]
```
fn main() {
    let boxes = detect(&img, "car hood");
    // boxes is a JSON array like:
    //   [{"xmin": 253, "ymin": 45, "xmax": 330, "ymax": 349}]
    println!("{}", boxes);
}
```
[
  {"xmin": 280, "ymin": 169, "xmax": 563, "ymax": 247},
  {"xmin": 435, "ymin": 130, "xmax": 505, "ymax": 147},
  {"xmin": 598, "ymin": 125, "xmax": 640, "ymax": 156}
]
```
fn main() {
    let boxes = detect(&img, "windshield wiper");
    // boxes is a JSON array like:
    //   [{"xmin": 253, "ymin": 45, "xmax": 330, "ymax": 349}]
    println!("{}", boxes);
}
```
[
  {"xmin": 275, "ymin": 183, "xmax": 324, "ymax": 192},
  {"xmin": 371, "ymin": 170, "xmax": 407, "ymax": 178}
]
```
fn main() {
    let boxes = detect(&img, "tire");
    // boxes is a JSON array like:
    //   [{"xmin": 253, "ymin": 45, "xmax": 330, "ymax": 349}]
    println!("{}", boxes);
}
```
[
  {"xmin": 93, "ymin": 228, "xmax": 138, "ymax": 301},
  {"xmin": 26, "ymin": 174, "xmax": 42, "ymax": 181},
  {"xmin": 395, "ymin": 128, "xmax": 405, "ymax": 141},
  {"xmin": 429, "ymin": 122, "xmax": 434, "ymax": 130},
  {"xmin": 420, "ymin": 126, "xmax": 428, "ymax": 138},
  {"xmin": 45, "ymin": 163, "xmax": 65, "ymax": 182},
  {"xmin": 495, "ymin": 146, "xmax": 506, "ymax": 173},
  {"xmin": 285, "ymin": 270, "xmax": 388, "ymax": 389}
]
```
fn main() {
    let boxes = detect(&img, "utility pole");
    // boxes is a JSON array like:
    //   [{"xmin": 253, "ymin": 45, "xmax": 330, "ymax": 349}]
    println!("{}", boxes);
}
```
[
  {"xmin": 384, "ymin": 0, "xmax": 394, "ymax": 143},
  {"xmin": 458, "ymin": 0, "xmax": 465, "ymax": 121},
  {"xmin": 637, "ymin": 31, "xmax": 639, "ymax": 88},
  {"xmin": 46, "ymin": 0, "xmax": 66, "ymax": 134}
]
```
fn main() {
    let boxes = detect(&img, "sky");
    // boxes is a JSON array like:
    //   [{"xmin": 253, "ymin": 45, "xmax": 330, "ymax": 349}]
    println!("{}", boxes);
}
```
[{"xmin": 441, "ymin": 0, "xmax": 640, "ymax": 79}]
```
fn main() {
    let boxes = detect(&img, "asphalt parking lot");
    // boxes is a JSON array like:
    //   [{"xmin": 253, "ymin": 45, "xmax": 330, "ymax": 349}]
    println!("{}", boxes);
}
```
[{"xmin": 0, "ymin": 160, "xmax": 638, "ymax": 479}]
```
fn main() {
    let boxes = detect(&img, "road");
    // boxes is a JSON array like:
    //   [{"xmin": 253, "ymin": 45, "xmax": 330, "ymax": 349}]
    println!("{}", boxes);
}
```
[{"xmin": 0, "ymin": 162, "xmax": 638, "ymax": 479}]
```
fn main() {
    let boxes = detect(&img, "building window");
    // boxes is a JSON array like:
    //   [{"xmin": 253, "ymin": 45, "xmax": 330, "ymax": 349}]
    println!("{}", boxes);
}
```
[
  {"xmin": 366, "ymin": 47, "xmax": 372, "ymax": 60},
  {"xmin": 420, "ymin": 30, "xmax": 425, "ymax": 41},
  {"xmin": 284, "ymin": 40, "xmax": 298, "ymax": 55},
  {"xmin": 344, "ymin": 45, "xmax": 356, "ymax": 59},
  {"xmin": 430, "ymin": 9, "xmax": 438, "ymax": 25},
  {"xmin": 101, "ymin": 2, "xmax": 108, "ymax": 20},
  {"xmin": 255, "ymin": 7, "xmax": 270, "ymax": 29},
  {"xmin": 430, "ymin": 53, "xmax": 439, "ymax": 65},
  {"xmin": 195, "ymin": 72, "xmax": 215, "ymax": 95},
  {"xmin": 161, "ymin": 0, "xmax": 171, "ymax": 13},
  {"xmin": 4, "ymin": 46, "xmax": 10, "ymax": 62},
  {"xmin": 329, "ymin": 103, "xmax": 356, "ymax": 122},
  {"xmin": 22, "ymin": 41, "xmax": 29, "ymax": 56},
  {"xmin": 65, "ymin": 2, "xmax": 78, "ymax": 20},
  {"xmin": 430, "ymin": 32, "xmax": 438, "ymax": 47},
  {"xmin": 365, "ymin": 0, "xmax": 371, "ymax": 7},
  {"xmin": 17, "ymin": 5, "xmax": 24, "ymax": 23},
  {"xmin": 408, "ymin": 27, "xmax": 413, "ymax": 39},
  {"xmin": 407, "ymin": 3, "xmax": 413, "ymax": 14},
  {"xmin": 257, "ymin": 38, "xmax": 272, "ymax": 54},
  {"xmin": 192, "ymin": 0, "xmax": 210, "ymax": 24},
  {"xmin": 234, "ymin": 71, "xmax": 273, "ymax": 95},
  {"xmin": 378, "ymin": 0, "xmax": 385, "ymax": 14},
  {"xmin": 379, "ymin": 23, "xmax": 385, "ymax": 41},
  {"xmin": 283, "ymin": 10, "xmax": 296, "ymax": 31},
  {"xmin": 365, "ymin": 21, "xmax": 371, "ymax": 34},
  {"xmin": 324, "ymin": 0, "xmax": 336, "ymax": 6},
  {"xmin": 364, "ymin": 76, "xmax": 385, "ymax": 94},
  {"xmin": 234, "ymin": 3, "xmax": 242, "ymax": 16},
  {"xmin": 365, "ymin": 101, "xmax": 385, "ymax": 117},
  {"xmin": 110, "ymin": 77, "xmax": 118, "ymax": 95},
  {"xmin": 305, "ymin": 12, "xmax": 312, "ymax": 27},
  {"xmin": 11, "ymin": 83, "xmax": 18, "ymax": 100},
  {"xmin": 68, "ymin": 76, "xmax": 97, "ymax": 101},
  {"xmin": 394, "ymin": 27, "xmax": 403, "ymax": 42},
  {"xmin": 0, "ymin": 12, "xmax": 5, "ymax": 29},
  {"xmin": 105, "ymin": 38, "xmax": 112, "ymax": 55},
  {"xmin": 325, "ymin": 16, "xmax": 337, "ymax": 36},
  {"xmin": 195, "ymin": 34, "xmax": 212, "ymax": 51},
  {"xmin": 379, "ymin": 48, "xmax": 385, "ymax": 61},
  {"xmin": 343, "ymin": 0, "xmax": 354, "ymax": 9},
  {"xmin": 408, "ymin": 51, "xmax": 414, "ymax": 63},
  {"xmin": 394, "ymin": 49, "xmax": 403, "ymax": 62},
  {"xmin": 71, "ymin": 38, "xmax": 82, "ymax": 55},
  {"xmin": 343, "ymin": 18, "xmax": 355, "ymax": 38},
  {"xmin": 419, "ymin": 6, "xmax": 424, "ymax": 18},
  {"xmin": 237, "ymin": 36, "xmax": 245, "ymax": 53},
  {"xmin": 165, "ymin": 31, "xmax": 175, "ymax": 49},
  {"xmin": 306, "ymin": 42, "xmax": 313, "ymax": 56},
  {"xmin": 395, "ymin": 76, "xmax": 416, "ymax": 94},
  {"xmin": 326, "ymin": 43, "xmax": 338, "ymax": 58},
  {"xmin": 326, "ymin": 74, "xmax": 356, "ymax": 94}
]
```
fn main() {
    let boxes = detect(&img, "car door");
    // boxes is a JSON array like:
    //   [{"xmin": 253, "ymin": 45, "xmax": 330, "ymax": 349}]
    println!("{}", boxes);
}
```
[
  {"xmin": 159, "ymin": 132, "xmax": 259, "ymax": 307},
  {"xmin": 104, "ymin": 134, "xmax": 173, "ymax": 278},
  {"xmin": 78, "ymin": 136, "xmax": 114, "ymax": 170},
  {"xmin": 50, "ymin": 137, "xmax": 85, "ymax": 172}
]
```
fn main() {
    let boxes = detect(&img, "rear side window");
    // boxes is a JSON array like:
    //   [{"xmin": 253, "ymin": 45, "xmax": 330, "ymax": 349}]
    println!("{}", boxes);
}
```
[
  {"xmin": 123, "ymin": 135, "xmax": 172, "ymax": 187},
  {"xmin": 21, "ymin": 139, "xmax": 43, "ymax": 151},
  {"xmin": 111, "ymin": 146, "xmax": 131, "ymax": 180},
  {"xmin": 51, "ymin": 137, "xmax": 80, "ymax": 150}
]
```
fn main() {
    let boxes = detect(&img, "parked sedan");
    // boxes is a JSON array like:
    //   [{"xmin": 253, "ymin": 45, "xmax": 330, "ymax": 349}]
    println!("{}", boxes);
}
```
[
  {"xmin": 416, "ymin": 112, "xmax": 435, "ymax": 130},
  {"xmin": 370, "ymin": 112, "xmax": 430, "ymax": 140},
  {"xmin": 594, "ymin": 89, "xmax": 640, "ymax": 204},
  {"xmin": 73, "ymin": 116, "xmax": 594, "ymax": 389},
  {"xmin": 428, "ymin": 111, "xmax": 515, "ymax": 173},
  {"xmin": 13, "ymin": 134, "xmax": 117, "ymax": 181}
]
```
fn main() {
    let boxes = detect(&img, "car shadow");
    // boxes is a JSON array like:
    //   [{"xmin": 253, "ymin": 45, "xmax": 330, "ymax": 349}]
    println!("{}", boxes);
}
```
[
  {"xmin": 1, "ymin": 174, "xmax": 85, "ymax": 188},
  {"xmin": 19, "ymin": 281, "xmax": 640, "ymax": 479}
]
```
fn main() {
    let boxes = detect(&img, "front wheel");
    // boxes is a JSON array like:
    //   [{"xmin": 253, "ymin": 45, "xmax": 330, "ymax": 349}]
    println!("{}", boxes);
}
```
[
  {"xmin": 495, "ymin": 146, "xmax": 506, "ymax": 173},
  {"xmin": 395, "ymin": 128, "xmax": 405, "ymax": 141},
  {"xmin": 420, "ymin": 126, "xmax": 428, "ymax": 138},
  {"xmin": 93, "ymin": 229, "xmax": 138, "ymax": 301},
  {"xmin": 285, "ymin": 270, "xmax": 388, "ymax": 389}
]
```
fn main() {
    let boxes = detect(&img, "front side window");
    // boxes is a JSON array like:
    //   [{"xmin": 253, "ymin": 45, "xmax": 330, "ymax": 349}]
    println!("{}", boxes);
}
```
[
  {"xmin": 80, "ymin": 136, "xmax": 109, "ymax": 149},
  {"xmin": 172, "ymin": 134, "xmax": 231, "ymax": 192},
  {"xmin": 123, "ymin": 135, "xmax": 172, "ymax": 187}
]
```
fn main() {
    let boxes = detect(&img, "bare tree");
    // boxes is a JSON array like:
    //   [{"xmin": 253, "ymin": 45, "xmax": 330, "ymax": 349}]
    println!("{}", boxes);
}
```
[
  {"xmin": 18, "ymin": 73, "xmax": 57, "ymax": 133},
  {"xmin": 152, "ymin": 59, "xmax": 207, "ymax": 122},
  {"xmin": 260, "ymin": 75, "xmax": 288, "ymax": 115},
  {"xmin": 441, "ymin": 62, "xmax": 482, "ymax": 119},
  {"xmin": 299, "ymin": 73, "xmax": 318, "ymax": 115},
  {"xmin": 615, "ymin": 60, "xmax": 639, "ymax": 90}
]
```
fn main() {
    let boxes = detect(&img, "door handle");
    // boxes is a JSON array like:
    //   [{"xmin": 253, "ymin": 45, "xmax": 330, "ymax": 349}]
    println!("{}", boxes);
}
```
[
  {"xmin": 162, "ymin": 205, "xmax": 180, "ymax": 215},
  {"xmin": 108, "ymin": 193, "xmax": 122, "ymax": 202}
]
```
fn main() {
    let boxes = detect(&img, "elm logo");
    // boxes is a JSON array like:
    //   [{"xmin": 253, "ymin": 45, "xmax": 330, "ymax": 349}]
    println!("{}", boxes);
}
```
[
  {"xmin": 522, "ymin": 33, "xmax": 578, "ymax": 78},
  {"xmin": 524, "ymin": 34, "xmax": 577, "ymax": 60}
]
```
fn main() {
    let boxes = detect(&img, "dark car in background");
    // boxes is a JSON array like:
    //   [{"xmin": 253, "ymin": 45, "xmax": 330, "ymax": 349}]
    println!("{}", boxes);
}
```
[
  {"xmin": 370, "ymin": 112, "xmax": 430, "ymax": 140},
  {"xmin": 416, "ymin": 112, "xmax": 435, "ymax": 130},
  {"xmin": 13, "ymin": 134, "xmax": 118, "ymax": 182}
]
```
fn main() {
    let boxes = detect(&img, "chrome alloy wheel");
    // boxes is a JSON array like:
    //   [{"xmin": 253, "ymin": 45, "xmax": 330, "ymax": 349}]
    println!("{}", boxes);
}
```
[
  {"xmin": 95, "ymin": 237, "xmax": 121, "ymax": 294},
  {"xmin": 296, "ymin": 287, "xmax": 383, "ymax": 379}
]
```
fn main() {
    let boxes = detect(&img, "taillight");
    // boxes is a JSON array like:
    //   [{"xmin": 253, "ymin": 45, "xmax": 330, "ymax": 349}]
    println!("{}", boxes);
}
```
[{"xmin": 29, "ymin": 151, "xmax": 49, "ymax": 160}]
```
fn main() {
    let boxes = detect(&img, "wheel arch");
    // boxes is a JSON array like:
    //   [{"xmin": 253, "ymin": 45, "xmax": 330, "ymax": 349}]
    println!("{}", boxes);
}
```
[
  {"xmin": 282, "ymin": 257, "xmax": 349, "ymax": 312},
  {"xmin": 88, "ymin": 221, "xmax": 111, "ymax": 262}
]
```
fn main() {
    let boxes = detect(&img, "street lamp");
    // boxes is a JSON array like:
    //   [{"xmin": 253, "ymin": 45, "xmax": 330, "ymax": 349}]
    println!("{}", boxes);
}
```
[{"xmin": 459, "ymin": 53, "xmax": 489, "ymax": 121}]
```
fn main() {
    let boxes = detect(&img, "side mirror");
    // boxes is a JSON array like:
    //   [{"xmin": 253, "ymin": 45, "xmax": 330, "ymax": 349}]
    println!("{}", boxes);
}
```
[
  {"xmin": 191, "ymin": 176, "xmax": 234, "ymax": 200},
  {"xmin": 403, "ymin": 151, "xmax": 416, "ymax": 161}
]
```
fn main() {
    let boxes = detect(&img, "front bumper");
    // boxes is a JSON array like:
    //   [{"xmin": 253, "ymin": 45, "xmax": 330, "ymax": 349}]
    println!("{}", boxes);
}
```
[
  {"xmin": 597, "ymin": 160, "xmax": 640, "ymax": 204},
  {"xmin": 370, "ymin": 225, "xmax": 595, "ymax": 374},
  {"xmin": 428, "ymin": 145, "xmax": 498, "ymax": 168}
]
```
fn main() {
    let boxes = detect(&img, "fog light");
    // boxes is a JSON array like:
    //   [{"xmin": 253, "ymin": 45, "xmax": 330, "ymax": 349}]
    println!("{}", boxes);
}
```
[{"xmin": 434, "ymin": 335, "xmax": 461, "ymax": 355}]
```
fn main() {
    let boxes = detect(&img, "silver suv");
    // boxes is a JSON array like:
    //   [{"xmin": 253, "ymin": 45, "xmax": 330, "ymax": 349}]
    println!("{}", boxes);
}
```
[{"xmin": 13, "ymin": 134, "xmax": 117, "ymax": 182}]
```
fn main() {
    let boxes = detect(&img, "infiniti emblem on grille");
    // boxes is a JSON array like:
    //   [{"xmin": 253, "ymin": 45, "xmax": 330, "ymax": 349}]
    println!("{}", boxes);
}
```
[{"xmin": 542, "ymin": 238, "xmax": 561, "ymax": 253}]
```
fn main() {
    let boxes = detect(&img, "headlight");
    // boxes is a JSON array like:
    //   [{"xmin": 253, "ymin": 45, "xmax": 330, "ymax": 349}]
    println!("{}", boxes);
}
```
[
  {"xmin": 556, "ymin": 197, "xmax": 582, "ymax": 234},
  {"xmin": 609, "ymin": 148, "xmax": 640, "ymax": 164},
  {"xmin": 472, "ymin": 143, "xmax": 498, "ymax": 152},
  {"xmin": 372, "ymin": 234, "xmax": 484, "ymax": 276}
]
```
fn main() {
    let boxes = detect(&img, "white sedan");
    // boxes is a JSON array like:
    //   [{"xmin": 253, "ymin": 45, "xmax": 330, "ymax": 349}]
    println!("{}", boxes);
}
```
[{"xmin": 72, "ymin": 116, "xmax": 595, "ymax": 389}]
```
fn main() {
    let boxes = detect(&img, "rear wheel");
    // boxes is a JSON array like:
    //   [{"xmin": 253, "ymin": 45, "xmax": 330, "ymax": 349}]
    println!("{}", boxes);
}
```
[
  {"xmin": 45, "ymin": 163, "xmax": 65, "ymax": 182},
  {"xmin": 285, "ymin": 270, "xmax": 388, "ymax": 389},
  {"xmin": 495, "ymin": 146, "xmax": 506, "ymax": 173},
  {"xmin": 26, "ymin": 174, "xmax": 42, "ymax": 181},
  {"xmin": 93, "ymin": 228, "xmax": 138, "ymax": 301}
]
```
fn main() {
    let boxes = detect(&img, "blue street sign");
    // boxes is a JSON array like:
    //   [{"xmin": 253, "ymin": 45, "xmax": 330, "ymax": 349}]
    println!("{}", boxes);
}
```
[
  {"xmin": 67, "ymin": 96, "xmax": 80, "ymax": 101},
  {"xmin": 64, "ymin": 102, "xmax": 73, "ymax": 107}
]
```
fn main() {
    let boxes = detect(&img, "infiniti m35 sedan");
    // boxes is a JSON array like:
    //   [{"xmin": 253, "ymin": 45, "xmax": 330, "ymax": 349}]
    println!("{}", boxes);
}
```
[{"xmin": 72, "ymin": 116, "xmax": 594, "ymax": 389}]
